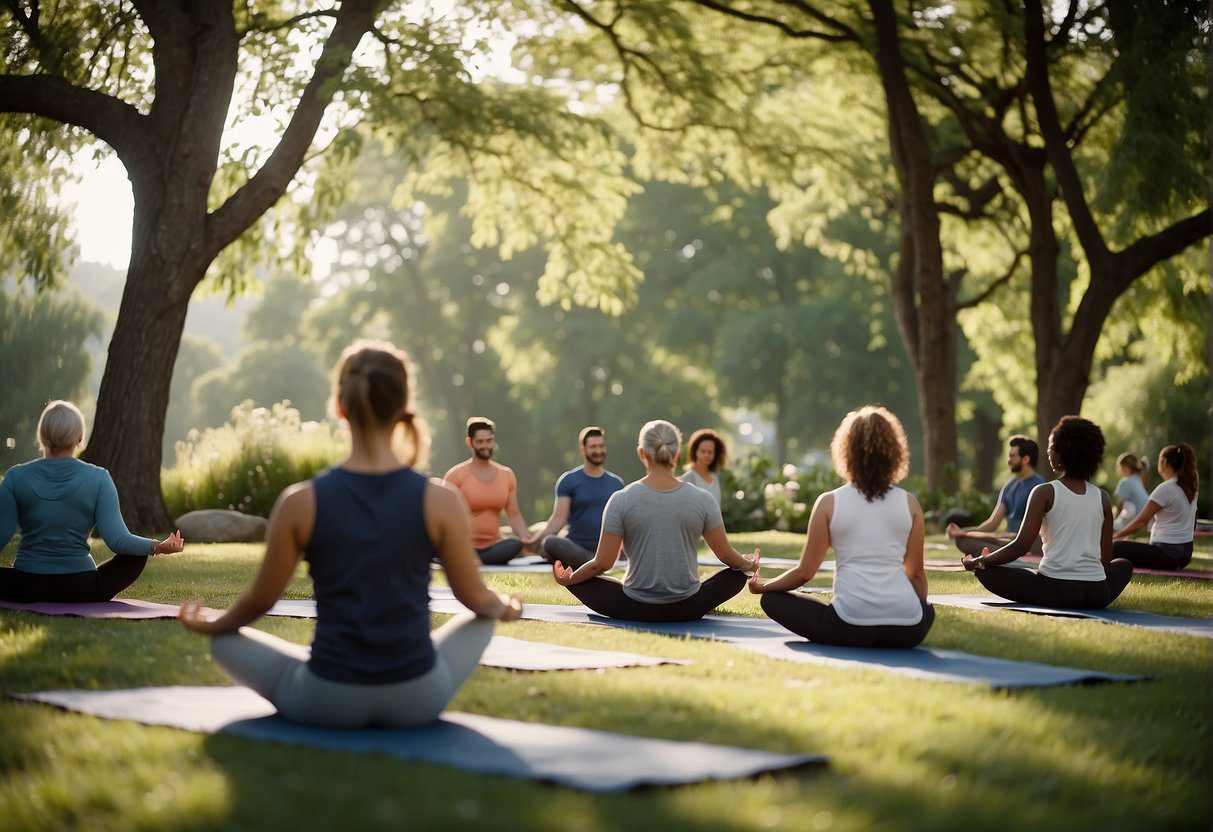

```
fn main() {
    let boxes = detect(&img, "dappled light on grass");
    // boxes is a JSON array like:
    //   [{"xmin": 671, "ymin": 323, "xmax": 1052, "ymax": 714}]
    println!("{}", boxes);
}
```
[{"xmin": 0, "ymin": 534, "xmax": 1208, "ymax": 829}]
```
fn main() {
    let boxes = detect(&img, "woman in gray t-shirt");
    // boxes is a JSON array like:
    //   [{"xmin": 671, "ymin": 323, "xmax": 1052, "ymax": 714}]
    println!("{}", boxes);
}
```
[{"xmin": 552, "ymin": 420, "xmax": 758, "ymax": 622}]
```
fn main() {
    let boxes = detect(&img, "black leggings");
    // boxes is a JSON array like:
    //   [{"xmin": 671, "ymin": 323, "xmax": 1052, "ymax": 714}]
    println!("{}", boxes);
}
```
[
  {"xmin": 475, "ymin": 539, "xmax": 524, "ymax": 565},
  {"xmin": 566, "ymin": 568, "xmax": 747, "ymax": 622},
  {"xmin": 954, "ymin": 535, "xmax": 1043, "ymax": 557},
  {"xmin": 1111, "ymin": 540, "xmax": 1193, "ymax": 571},
  {"xmin": 761, "ymin": 591, "xmax": 935, "ymax": 648},
  {"xmin": 975, "ymin": 560, "xmax": 1133, "ymax": 609},
  {"xmin": 0, "ymin": 555, "xmax": 148, "ymax": 603}
]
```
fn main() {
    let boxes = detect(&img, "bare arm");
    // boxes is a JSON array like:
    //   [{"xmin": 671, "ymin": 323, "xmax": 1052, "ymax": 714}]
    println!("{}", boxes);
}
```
[
  {"xmin": 903, "ymin": 493, "xmax": 927, "ymax": 601},
  {"xmin": 179, "ymin": 482, "xmax": 313, "ymax": 634},
  {"xmin": 702, "ymin": 523, "xmax": 760, "ymax": 572},
  {"xmin": 1112, "ymin": 499, "xmax": 1162, "ymax": 540},
  {"xmin": 965, "ymin": 484, "xmax": 1052, "ymax": 570},
  {"xmin": 749, "ymin": 493, "xmax": 832, "ymax": 594},
  {"xmin": 428, "ymin": 482, "xmax": 522, "ymax": 620},
  {"xmin": 1098, "ymin": 490, "xmax": 1114, "ymax": 566},
  {"xmin": 948, "ymin": 499, "xmax": 1007, "ymax": 537},
  {"xmin": 527, "ymin": 496, "xmax": 571, "ymax": 544},
  {"xmin": 503, "ymin": 485, "xmax": 530, "ymax": 541},
  {"xmin": 552, "ymin": 530, "xmax": 624, "ymax": 586}
]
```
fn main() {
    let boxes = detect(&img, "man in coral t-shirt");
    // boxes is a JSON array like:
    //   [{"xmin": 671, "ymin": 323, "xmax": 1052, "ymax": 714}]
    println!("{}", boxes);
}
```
[{"xmin": 443, "ymin": 417, "xmax": 532, "ymax": 565}]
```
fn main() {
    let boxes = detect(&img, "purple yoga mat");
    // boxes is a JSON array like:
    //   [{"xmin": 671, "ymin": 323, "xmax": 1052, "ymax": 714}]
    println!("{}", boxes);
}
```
[{"xmin": 0, "ymin": 599, "xmax": 185, "ymax": 619}]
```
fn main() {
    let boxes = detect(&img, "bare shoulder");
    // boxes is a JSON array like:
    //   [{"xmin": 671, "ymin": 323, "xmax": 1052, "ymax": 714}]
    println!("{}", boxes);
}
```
[
  {"xmin": 903, "ymin": 489, "xmax": 923, "ymax": 513},
  {"xmin": 275, "ymin": 481, "xmax": 315, "ymax": 513},
  {"xmin": 425, "ymin": 478, "xmax": 463, "ymax": 513}
]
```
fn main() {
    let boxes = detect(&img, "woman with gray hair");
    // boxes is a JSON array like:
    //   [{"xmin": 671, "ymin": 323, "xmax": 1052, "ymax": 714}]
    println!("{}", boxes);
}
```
[
  {"xmin": 0, "ymin": 400, "xmax": 184, "ymax": 602},
  {"xmin": 552, "ymin": 419, "xmax": 759, "ymax": 621}
]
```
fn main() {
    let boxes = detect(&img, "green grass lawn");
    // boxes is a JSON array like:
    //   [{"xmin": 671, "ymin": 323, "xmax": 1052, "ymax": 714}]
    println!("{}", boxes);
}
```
[{"xmin": 1, "ymin": 533, "xmax": 1210, "ymax": 831}]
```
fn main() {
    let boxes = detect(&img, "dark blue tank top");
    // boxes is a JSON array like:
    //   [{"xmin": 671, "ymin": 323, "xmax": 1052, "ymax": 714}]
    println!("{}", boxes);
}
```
[{"xmin": 305, "ymin": 467, "xmax": 436, "ymax": 683}]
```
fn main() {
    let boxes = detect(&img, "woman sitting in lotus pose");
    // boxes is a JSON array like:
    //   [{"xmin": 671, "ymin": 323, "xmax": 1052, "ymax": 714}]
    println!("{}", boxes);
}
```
[
  {"xmin": 0, "ymin": 400, "xmax": 183, "ymax": 603},
  {"xmin": 179, "ymin": 340, "xmax": 521, "ymax": 728},
  {"xmin": 749, "ymin": 406, "xmax": 933, "ymax": 648},
  {"xmin": 552, "ymin": 419, "xmax": 758, "ymax": 622},
  {"xmin": 963, "ymin": 415, "xmax": 1133, "ymax": 609}
]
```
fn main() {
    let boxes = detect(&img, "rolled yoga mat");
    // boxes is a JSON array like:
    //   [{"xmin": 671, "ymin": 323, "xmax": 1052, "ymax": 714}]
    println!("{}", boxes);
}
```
[{"xmin": 11, "ymin": 686, "xmax": 825, "ymax": 792}]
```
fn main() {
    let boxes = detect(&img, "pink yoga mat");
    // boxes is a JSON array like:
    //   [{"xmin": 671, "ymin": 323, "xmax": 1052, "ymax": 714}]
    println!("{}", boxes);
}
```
[{"xmin": 0, "ymin": 599, "xmax": 184, "ymax": 619}]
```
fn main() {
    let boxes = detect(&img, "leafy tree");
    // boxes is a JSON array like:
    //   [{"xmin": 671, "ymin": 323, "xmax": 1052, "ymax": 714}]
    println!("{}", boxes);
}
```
[
  {"xmin": 1, "ymin": 1, "xmax": 643, "ymax": 527},
  {"xmin": 191, "ymin": 341, "xmax": 330, "ymax": 430},
  {"xmin": 161, "ymin": 334, "xmax": 225, "ymax": 459},
  {"xmin": 0, "ymin": 284, "xmax": 103, "ymax": 469}
]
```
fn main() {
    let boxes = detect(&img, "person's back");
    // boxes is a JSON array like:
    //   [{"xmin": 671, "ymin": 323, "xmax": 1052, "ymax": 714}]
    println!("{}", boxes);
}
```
[
  {"xmin": 608, "ymin": 480, "xmax": 718, "ymax": 603},
  {"xmin": 1148, "ymin": 478, "xmax": 1198, "ymax": 545},
  {"xmin": 1038, "ymin": 481, "xmax": 1106, "ymax": 581},
  {"xmin": 829, "ymin": 483, "xmax": 923, "ymax": 626},
  {"xmin": 305, "ymin": 467, "xmax": 435, "ymax": 683},
  {"xmin": 1114, "ymin": 475, "xmax": 1150, "ymax": 525},
  {"xmin": 2, "ymin": 457, "xmax": 139, "ymax": 573}
]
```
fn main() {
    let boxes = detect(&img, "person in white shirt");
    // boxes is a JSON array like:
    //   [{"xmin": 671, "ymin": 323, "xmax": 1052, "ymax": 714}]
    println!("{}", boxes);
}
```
[
  {"xmin": 962, "ymin": 416, "xmax": 1133, "ymax": 609},
  {"xmin": 679, "ymin": 428, "xmax": 727, "ymax": 506},
  {"xmin": 748, "ymin": 406, "xmax": 933, "ymax": 648},
  {"xmin": 1112, "ymin": 443, "xmax": 1199, "ymax": 570}
]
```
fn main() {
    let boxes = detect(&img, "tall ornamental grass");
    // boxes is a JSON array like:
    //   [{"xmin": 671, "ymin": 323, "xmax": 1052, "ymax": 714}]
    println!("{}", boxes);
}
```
[{"xmin": 161, "ymin": 400, "xmax": 347, "ymax": 519}]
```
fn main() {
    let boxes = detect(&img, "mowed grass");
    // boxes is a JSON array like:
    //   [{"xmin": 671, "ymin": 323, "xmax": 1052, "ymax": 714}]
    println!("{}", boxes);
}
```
[{"xmin": 1, "ymin": 534, "xmax": 1210, "ymax": 831}]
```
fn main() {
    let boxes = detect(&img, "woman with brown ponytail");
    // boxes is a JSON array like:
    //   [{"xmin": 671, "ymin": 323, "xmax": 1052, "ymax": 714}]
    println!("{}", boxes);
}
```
[
  {"xmin": 1112, "ymin": 453, "xmax": 1150, "ymax": 533},
  {"xmin": 1112, "ymin": 443, "xmax": 1200, "ymax": 570},
  {"xmin": 180, "ymin": 340, "xmax": 522, "ymax": 728}
]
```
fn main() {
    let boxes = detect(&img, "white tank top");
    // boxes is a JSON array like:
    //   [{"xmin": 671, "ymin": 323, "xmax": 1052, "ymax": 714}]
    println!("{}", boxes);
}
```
[
  {"xmin": 829, "ymin": 484, "xmax": 923, "ymax": 626},
  {"xmin": 1037, "ymin": 480, "xmax": 1106, "ymax": 582}
]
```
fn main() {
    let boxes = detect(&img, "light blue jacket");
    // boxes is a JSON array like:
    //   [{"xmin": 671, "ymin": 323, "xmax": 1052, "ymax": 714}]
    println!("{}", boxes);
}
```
[{"xmin": 0, "ymin": 458, "xmax": 152, "ymax": 574}]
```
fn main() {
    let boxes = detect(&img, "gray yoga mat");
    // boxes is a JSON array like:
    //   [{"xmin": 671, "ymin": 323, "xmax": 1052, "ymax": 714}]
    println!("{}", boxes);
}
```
[
  {"xmin": 423, "ymin": 589, "xmax": 1146, "ymax": 689},
  {"xmin": 12, "ymin": 686, "xmax": 825, "ymax": 791},
  {"xmin": 924, "ymin": 593, "xmax": 1213, "ymax": 639},
  {"xmin": 0, "ymin": 598, "xmax": 688, "ymax": 670}
]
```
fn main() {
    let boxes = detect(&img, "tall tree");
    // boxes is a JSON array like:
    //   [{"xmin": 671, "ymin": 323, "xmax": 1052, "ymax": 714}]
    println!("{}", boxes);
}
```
[{"xmin": 1, "ymin": 1, "xmax": 642, "ymax": 527}]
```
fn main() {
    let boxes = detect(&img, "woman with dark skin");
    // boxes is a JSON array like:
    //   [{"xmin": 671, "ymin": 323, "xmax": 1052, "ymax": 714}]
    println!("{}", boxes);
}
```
[{"xmin": 964, "ymin": 416, "xmax": 1133, "ymax": 609}]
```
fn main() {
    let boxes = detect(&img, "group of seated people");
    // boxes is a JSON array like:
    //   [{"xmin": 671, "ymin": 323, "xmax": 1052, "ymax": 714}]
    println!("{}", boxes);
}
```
[{"xmin": 0, "ymin": 339, "xmax": 1201, "ymax": 729}]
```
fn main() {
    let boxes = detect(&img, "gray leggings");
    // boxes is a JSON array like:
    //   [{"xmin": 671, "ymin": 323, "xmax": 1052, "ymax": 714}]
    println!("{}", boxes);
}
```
[{"xmin": 210, "ymin": 612, "xmax": 495, "ymax": 728}]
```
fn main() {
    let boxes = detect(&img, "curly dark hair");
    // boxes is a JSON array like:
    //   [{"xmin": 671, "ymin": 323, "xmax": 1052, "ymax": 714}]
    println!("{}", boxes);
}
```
[
  {"xmin": 685, "ymin": 428, "xmax": 728, "ymax": 472},
  {"xmin": 830, "ymin": 406, "xmax": 909, "ymax": 502},
  {"xmin": 1048, "ymin": 416, "xmax": 1105, "ymax": 481}
]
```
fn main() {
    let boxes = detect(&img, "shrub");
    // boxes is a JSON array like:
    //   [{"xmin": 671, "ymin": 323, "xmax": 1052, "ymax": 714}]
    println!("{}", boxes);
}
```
[
  {"xmin": 162, "ymin": 400, "xmax": 348, "ymax": 519},
  {"xmin": 722, "ymin": 452, "xmax": 998, "ymax": 534}
]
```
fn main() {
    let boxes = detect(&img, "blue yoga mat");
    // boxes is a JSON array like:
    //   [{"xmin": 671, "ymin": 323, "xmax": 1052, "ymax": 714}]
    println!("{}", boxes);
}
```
[
  {"xmin": 921, "ymin": 593, "xmax": 1213, "ymax": 639},
  {"xmin": 418, "ymin": 590, "xmax": 1147, "ymax": 689},
  {"xmin": 12, "ymin": 686, "xmax": 825, "ymax": 792}
]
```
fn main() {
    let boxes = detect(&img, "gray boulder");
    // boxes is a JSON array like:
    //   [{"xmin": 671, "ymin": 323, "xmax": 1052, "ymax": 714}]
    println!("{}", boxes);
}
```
[{"xmin": 175, "ymin": 509, "xmax": 267, "ymax": 543}]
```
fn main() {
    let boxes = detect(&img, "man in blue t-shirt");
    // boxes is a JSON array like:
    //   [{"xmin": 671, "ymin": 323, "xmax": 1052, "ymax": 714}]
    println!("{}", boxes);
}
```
[
  {"xmin": 529, "ymin": 426, "xmax": 625, "ymax": 568},
  {"xmin": 947, "ymin": 435, "xmax": 1045, "ymax": 556}
]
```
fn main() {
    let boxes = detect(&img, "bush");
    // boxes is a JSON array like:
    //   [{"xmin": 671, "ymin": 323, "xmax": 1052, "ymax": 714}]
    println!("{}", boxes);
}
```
[
  {"xmin": 162, "ymin": 400, "xmax": 348, "ymax": 519},
  {"xmin": 722, "ymin": 453, "xmax": 998, "ymax": 534}
]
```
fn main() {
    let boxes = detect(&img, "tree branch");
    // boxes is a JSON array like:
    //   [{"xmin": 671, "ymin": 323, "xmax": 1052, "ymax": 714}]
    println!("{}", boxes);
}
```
[
  {"xmin": 205, "ymin": 0, "xmax": 381, "ymax": 255},
  {"xmin": 686, "ymin": 0, "xmax": 855, "ymax": 41},
  {"xmin": 1114, "ymin": 209, "xmax": 1212, "ymax": 293},
  {"xmin": 1022, "ymin": 0, "xmax": 1108, "ymax": 266},
  {"xmin": 238, "ymin": 8, "xmax": 339, "ymax": 38},
  {"xmin": 0, "ymin": 73, "xmax": 151, "ymax": 162},
  {"xmin": 957, "ymin": 248, "xmax": 1026, "ymax": 309}
]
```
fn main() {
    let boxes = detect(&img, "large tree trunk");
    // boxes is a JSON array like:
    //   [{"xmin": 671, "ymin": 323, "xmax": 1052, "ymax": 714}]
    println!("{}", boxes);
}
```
[
  {"xmin": 972, "ymin": 405, "xmax": 1002, "ymax": 491},
  {"xmin": 870, "ymin": 0, "xmax": 959, "ymax": 491},
  {"xmin": 82, "ymin": 257, "xmax": 199, "ymax": 530}
]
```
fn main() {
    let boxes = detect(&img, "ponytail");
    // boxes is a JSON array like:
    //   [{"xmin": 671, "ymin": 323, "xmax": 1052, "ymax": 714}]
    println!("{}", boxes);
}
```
[
  {"xmin": 333, "ymin": 340, "xmax": 429, "ymax": 467},
  {"xmin": 1161, "ymin": 443, "xmax": 1199, "ymax": 503},
  {"xmin": 638, "ymin": 420, "xmax": 682, "ymax": 468}
]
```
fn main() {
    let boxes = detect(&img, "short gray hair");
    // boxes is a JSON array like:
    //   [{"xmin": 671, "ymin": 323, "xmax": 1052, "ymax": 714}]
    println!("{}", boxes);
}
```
[
  {"xmin": 38, "ymin": 400, "xmax": 86, "ymax": 454},
  {"xmin": 638, "ymin": 419, "xmax": 682, "ymax": 467}
]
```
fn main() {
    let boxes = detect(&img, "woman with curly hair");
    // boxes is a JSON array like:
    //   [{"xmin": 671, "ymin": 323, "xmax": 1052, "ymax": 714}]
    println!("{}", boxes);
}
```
[
  {"xmin": 748, "ymin": 406, "xmax": 933, "ymax": 648},
  {"xmin": 963, "ymin": 416, "xmax": 1133, "ymax": 609},
  {"xmin": 1111, "ymin": 444, "xmax": 1199, "ymax": 570},
  {"xmin": 680, "ymin": 428, "xmax": 728, "ymax": 506}
]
